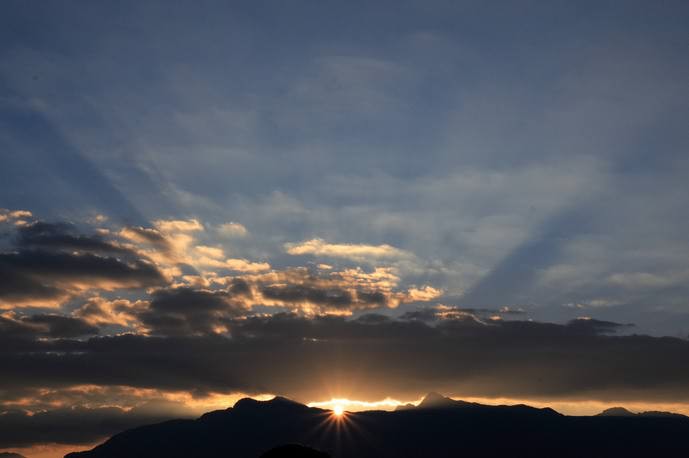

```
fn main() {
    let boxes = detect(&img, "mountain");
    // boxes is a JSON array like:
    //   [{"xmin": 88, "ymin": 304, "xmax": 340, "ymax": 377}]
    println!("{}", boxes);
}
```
[
  {"xmin": 66, "ymin": 393, "xmax": 689, "ymax": 458},
  {"xmin": 0, "ymin": 453, "xmax": 27, "ymax": 458},
  {"xmin": 259, "ymin": 444, "xmax": 330, "ymax": 458},
  {"xmin": 394, "ymin": 392, "xmax": 486, "ymax": 411},
  {"xmin": 598, "ymin": 406, "xmax": 687, "ymax": 419},
  {"xmin": 416, "ymin": 391, "xmax": 460, "ymax": 408},
  {"xmin": 597, "ymin": 407, "xmax": 636, "ymax": 416}
]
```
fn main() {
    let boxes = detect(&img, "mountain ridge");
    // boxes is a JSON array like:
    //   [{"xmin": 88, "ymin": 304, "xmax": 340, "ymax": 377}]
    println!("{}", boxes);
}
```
[
  {"xmin": 597, "ymin": 406, "xmax": 686, "ymax": 418},
  {"xmin": 66, "ymin": 393, "xmax": 689, "ymax": 458}
]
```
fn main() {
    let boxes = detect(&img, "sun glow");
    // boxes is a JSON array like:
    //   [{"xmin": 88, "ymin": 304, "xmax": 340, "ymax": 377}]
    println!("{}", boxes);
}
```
[
  {"xmin": 308, "ymin": 397, "xmax": 420, "ymax": 412},
  {"xmin": 333, "ymin": 404, "xmax": 345, "ymax": 416}
]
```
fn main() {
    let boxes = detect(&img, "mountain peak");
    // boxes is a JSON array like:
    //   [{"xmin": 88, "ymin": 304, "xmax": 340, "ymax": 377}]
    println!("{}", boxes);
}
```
[
  {"xmin": 597, "ymin": 407, "xmax": 635, "ymax": 417},
  {"xmin": 418, "ymin": 392, "xmax": 455, "ymax": 408},
  {"xmin": 231, "ymin": 396, "xmax": 307, "ymax": 416}
]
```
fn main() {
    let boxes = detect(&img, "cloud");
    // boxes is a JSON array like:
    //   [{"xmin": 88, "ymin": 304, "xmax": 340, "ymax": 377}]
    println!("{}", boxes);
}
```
[
  {"xmin": 0, "ymin": 250, "xmax": 165, "ymax": 309},
  {"xmin": 194, "ymin": 256, "xmax": 271, "ymax": 273},
  {"xmin": 121, "ymin": 220, "xmax": 270, "ymax": 276},
  {"xmin": 17, "ymin": 222, "xmax": 131, "ymax": 255},
  {"xmin": 0, "ymin": 313, "xmax": 98, "ymax": 338},
  {"xmin": 217, "ymin": 222, "xmax": 248, "ymax": 238},
  {"xmin": 400, "ymin": 304, "xmax": 526, "ymax": 323},
  {"xmin": 73, "ymin": 297, "xmax": 148, "ymax": 329},
  {"xmin": 118, "ymin": 226, "xmax": 171, "ymax": 252},
  {"xmin": 236, "ymin": 267, "xmax": 434, "ymax": 315},
  {"xmin": 0, "ymin": 221, "xmax": 167, "ymax": 308},
  {"xmin": 284, "ymin": 239, "xmax": 412, "ymax": 263},
  {"xmin": 402, "ymin": 286, "xmax": 443, "ymax": 302},
  {"xmin": 137, "ymin": 287, "xmax": 249, "ymax": 336},
  {"xmin": 0, "ymin": 314, "xmax": 687, "ymax": 410},
  {"xmin": 0, "ymin": 209, "xmax": 33, "ymax": 224},
  {"xmin": 194, "ymin": 245, "xmax": 224, "ymax": 259},
  {"xmin": 153, "ymin": 219, "xmax": 204, "ymax": 233}
]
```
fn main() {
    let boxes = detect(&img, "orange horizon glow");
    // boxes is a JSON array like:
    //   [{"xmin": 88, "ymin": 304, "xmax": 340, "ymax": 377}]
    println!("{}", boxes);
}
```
[
  {"xmin": 8, "ymin": 393, "xmax": 689, "ymax": 458},
  {"xmin": 307, "ymin": 396, "xmax": 416, "ymax": 412},
  {"xmin": 305, "ymin": 395, "xmax": 689, "ymax": 417}
]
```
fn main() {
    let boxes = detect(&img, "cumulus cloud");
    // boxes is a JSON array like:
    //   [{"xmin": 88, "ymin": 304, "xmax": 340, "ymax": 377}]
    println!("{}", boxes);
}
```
[
  {"xmin": 120, "ymin": 219, "xmax": 270, "ymax": 277},
  {"xmin": 74, "ymin": 297, "xmax": 148, "ymax": 329},
  {"xmin": 233, "ymin": 267, "xmax": 437, "ymax": 315},
  {"xmin": 403, "ymin": 286, "xmax": 443, "ymax": 302}
]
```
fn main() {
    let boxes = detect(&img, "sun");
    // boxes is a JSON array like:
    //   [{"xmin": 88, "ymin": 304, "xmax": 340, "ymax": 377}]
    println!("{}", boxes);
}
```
[{"xmin": 333, "ymin": 404, "xmax": 345, "ymax": 417}]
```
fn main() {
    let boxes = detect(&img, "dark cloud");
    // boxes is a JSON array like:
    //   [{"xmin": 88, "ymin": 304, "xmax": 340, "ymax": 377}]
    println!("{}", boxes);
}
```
[
  {"xmin": 0, "ymin": 222, "xmax": 166, "ymax": 307},
  {"xmin": 355, "ymin": 313, "xmax": 392, "ymax": 324},
  {"xmin": 16, "ymin": 222, "xmax": 129, "ymax": 255},
  {"xmin": 0, "ymin": 261, "xmax": 65, "ymax": 304},
  {"xmin": 0, "ymin": 314, "xmax": 687, "ymax": 408},
  {"xmin": 229, "ymin": 278, "xmax": 252, "ymax": 297},
  {"xmin": 138, "ymin": 287, "xmax": 248, "ymax": 336},
  {"xmin": 0, "ymin": 314, "xmax": 99, "ymax": 339},
  {"xmin": 261, "ymin": 285, "xmax": 354, "ymax": 309},
  {"xmin": 256, "ymin": 268, "xmax": 401, "ymax": 313},
  {"xmin": 0, "ymin": 250, "xmax": 165, "ymax": 305}
]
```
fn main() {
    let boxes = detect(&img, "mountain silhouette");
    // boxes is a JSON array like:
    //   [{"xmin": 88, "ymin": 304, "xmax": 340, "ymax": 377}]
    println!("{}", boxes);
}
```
[
  {"xmin": 66, "ymin": 393, "xmax": 689, "ymax": 458},
  {"xmin": 598, "ymin": 406, "xmax": 687, "ymax": 419},
  {"xmin": 597, "ymin": 407, "xmax": 636, "ymax": 416},
  {"xmin": 416, "ymin": 391, "xmax": 460, "ymax": 408},
  {"xmin": 0, "ymin": 453, "xmax": 27, "ymax": 458}
]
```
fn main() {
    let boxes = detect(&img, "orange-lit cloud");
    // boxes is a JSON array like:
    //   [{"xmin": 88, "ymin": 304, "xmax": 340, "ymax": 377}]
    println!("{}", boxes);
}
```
[
  {"xmin": 74, "ymin": 296, "xmax": 148, "ymax": 328},
  {"xmin": 284, "ymin": 238, "xmax": 412, "ymax": 262},
  {"xmin": 153, "ymin": 218, "xmax": 204, "ymax": 233}
]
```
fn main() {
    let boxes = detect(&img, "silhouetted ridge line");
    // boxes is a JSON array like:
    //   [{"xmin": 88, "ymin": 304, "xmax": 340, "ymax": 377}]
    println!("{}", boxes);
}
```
[
  {"xmin": 66, "ymin": 395, "xmax": 689, "ymax": 458},
  {"xmin": 597, "ymin": 406, "xmax": 687, "ymax": 418}
]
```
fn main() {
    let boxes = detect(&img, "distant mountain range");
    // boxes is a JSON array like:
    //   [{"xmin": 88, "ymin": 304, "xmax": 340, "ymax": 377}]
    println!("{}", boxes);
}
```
[
  {"xmin": 66, "ymin": 393, "xmax": 689, "ymax": 458},
  {"xmin": 597, "ymin": 406, "xmax": 687, "ymax": 418}
]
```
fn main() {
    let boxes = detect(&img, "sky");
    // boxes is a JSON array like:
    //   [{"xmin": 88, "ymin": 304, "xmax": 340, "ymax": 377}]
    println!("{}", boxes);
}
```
[{"xmin": 2, "ymin": 0, "xmax": 689, "ymax": 455}]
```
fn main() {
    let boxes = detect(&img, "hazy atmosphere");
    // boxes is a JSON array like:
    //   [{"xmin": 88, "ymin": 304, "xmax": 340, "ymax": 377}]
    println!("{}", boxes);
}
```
[{"xmin": 2, "ymin": 1, "xmax": 689, "ymax": 456}]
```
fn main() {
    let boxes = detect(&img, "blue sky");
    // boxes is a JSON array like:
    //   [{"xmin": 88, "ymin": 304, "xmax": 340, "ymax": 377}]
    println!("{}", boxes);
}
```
[
  {"xmin": 3, "ymin": 1, "xmax": 689, "ymax": 334},
  {"xmin": 2, "ymin": 2, "xmax": 689, "ymax": 453}
]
